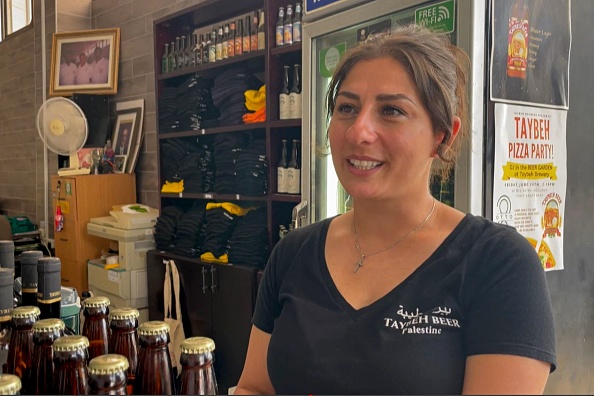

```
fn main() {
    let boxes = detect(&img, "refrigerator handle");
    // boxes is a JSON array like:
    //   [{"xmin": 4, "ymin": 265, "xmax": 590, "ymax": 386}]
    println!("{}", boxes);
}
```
[{"xmin": 292, "ymin": 200, "xmax": 308, "ymax": 228}]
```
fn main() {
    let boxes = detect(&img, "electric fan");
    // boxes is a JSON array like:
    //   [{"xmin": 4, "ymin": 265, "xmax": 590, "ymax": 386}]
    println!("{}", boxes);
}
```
[{"xmin": 37, "ymin": 97, "xmax": 90, "ymax": 176}]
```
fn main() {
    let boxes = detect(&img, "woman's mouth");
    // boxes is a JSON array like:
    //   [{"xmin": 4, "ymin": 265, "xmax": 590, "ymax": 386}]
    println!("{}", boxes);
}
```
[{"xmin": 348, "ymin": 159, "xmax": 382, "ymax": 171}]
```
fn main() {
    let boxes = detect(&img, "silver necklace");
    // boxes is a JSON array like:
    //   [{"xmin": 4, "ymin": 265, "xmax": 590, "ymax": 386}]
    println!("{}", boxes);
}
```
[{"xmin": 352, "ymin": 199, "xmax": 437, "ymax": 273}]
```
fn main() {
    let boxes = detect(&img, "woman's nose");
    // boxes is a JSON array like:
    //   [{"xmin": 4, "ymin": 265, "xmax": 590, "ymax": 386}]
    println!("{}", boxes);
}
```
[{"xmin": 346, "ymin": 109, "xmax": 378, "ymax": 144}]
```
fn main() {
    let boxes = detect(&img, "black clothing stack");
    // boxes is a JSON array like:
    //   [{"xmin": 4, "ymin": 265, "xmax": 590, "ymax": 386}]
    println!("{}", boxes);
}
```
[
  {"xmin": 161, "ymin": 139, "xmax": 215, "ymax": 193},
  {"xmin": 154, "ymin": 206, "xmax": 185, "ymax": 251},
  {"xmin": 159, "ymin": 74, "xmax": 220, "ymax": 133},
  {"xmin": 211, "ymin": 66, "xmax": 261, "ymax": 126},
  {"xmin": 235, "ymin": 137, "xmax": 268, "ymax": 196},
  {"xmin": 170, "ymin": 203, "xmax": 207, "ymax": 258},
  {"xmin": 201, "ymin": 207, "xmax": 238, "ymax": 259},
  {"xmin": 228, "ymin": 207, "xmax": 268, "ymax": 268},
  {"xmin": 211, "ymin": 134, "xmax": 247, "ymax": 194}
]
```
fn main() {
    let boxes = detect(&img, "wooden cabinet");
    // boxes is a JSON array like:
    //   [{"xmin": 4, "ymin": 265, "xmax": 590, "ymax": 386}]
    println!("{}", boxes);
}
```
[
  {"xmin": 147, "ymin": 250, "xmax": 258, "ymax": 393},
  {"xmin": 51, "ymin": 174, "xmax": 136, "ymax": 292}
]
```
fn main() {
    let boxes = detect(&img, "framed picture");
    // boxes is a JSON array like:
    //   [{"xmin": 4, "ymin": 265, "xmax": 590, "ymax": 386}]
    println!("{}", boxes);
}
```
[
  {"xmin": 116, "ymin": 99, "xmax": 145, "ymax": 173},
  {"xmin": 114, "ymin": 155, "xmax": 127, "ymax": 173},
  {"xmin": 50, "ymin": 28, "xmax": 120, "ymax": 97},
  {"xmin": 112, "ymin": 112, "xmax": 137, "ymax": 160}
]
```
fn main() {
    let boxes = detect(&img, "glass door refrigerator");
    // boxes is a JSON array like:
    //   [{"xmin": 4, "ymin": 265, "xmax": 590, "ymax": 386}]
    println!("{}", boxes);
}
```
[{"xmin": 300, "ymin": 0, "xmax": 487, "ymax": 225}]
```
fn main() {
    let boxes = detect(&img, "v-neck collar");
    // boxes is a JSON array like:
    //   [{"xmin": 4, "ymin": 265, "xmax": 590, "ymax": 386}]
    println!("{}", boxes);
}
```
[{"xmin": 318, "ymin": 213, "xmax": 472, "ymax": 319}]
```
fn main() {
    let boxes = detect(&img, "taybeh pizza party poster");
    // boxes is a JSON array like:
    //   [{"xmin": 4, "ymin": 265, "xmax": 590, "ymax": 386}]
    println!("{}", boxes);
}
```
[{"xmin": 493, "ymin": 103, "xmax": 567, "ymax": 271}]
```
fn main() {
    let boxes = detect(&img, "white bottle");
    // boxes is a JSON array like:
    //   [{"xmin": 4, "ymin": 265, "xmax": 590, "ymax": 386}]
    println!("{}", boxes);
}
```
[
  {"xmin": 289, "ymin": 64, "xmax": 302, "ymax": 118},
  {"xmin": 279, "ymin": 65, "xmax": 291, "ymax": 120}
]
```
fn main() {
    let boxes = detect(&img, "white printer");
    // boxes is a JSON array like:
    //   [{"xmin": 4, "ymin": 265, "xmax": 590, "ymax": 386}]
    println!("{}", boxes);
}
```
[{"xmin": 87, "ymin": 204, "xmax": 159, "ymax": 323}]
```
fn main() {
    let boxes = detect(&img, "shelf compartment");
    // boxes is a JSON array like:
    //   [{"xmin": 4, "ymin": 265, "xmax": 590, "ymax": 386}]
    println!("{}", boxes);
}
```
[
  {"xmin": 270, "ymin": 42, "xmax": 302, "ymax": 56},
  {"xmin": 158, "ymin": 50, "xmax": 266, "ymax": 80},
  {"xmin": 270, "ymin": 194, "xmax": 301, "ymax": 203},
  {"xmin": 158, "ymin": 123, "xmax": 266, "ymax": 139}
]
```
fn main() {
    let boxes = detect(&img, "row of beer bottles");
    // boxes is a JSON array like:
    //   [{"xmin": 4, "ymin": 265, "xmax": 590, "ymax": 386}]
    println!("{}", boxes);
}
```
[
  {"xmin": 278, "ymin": 139, "xmax": 300, "ymax": 194},
  {"xmin": 279, "ymin": 64, "xmax": 301, "ymax": 120},
  {"xmin": 275, "ymin": 3, "xmax": 303, "ymax": 47}
]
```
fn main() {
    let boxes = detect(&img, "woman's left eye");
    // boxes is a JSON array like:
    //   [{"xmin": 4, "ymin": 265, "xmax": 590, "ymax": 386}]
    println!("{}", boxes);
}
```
[{"xmin": 382, "ymin": 106, "xmax": 403, "ymax": 116}]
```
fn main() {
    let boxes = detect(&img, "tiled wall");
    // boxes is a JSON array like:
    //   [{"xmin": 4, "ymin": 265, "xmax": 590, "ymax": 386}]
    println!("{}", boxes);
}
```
[{"xmin": 0, "ymin": 0, "xmax": 203, "ymax": 227}]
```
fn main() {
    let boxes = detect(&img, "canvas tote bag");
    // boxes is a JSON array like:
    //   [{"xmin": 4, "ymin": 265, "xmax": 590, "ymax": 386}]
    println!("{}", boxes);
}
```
[{"xmin": 164, "ymin": 259, "xmax": 185, "ymax": 373}]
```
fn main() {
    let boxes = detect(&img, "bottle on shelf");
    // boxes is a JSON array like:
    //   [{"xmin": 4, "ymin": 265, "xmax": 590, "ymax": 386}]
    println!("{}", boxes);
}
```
[
  {"xmin": 168, "ymin": 40, "xmax": 176, "ymax": 72},
  {"xmin": 251, "ymin": 11, "xmax": 259, "ymax": 52},
  {"xmin": 235, "ymin": 18, "xmax": 243, "ymax": 56},
  {"xmin": 108, "ymin": 307, "xmax": 140, "ymax": 394},
  {"xmin": 216, "ymin": 25, "xmax": 224, "ymax": 61},
  {"xmin": 52, "ymin": 335, "xmax": 90, "ymax": 395},
  {"xmin": 20, "ymin": 250, "xmax": 44, "ymax": 307},
  {"xmin": 0, "ymin": 241, "xmax": 14, "ymax": 270},
  {"xmin": 180, "ymin": 35, "xmax": 188, "ymax": 68},
  {"xmin": 174, "ymin": 36, "xmax": 182, "ymax": 69},
  {"xmin": 186, "ymin": 34, "xmax": 195, "ymax": 68},
  {"xmin": 0, "ymin": 269, "xmax": 13, "ymax": 370},
  {"xmin": 228, "ymin": 21, "xmax": 236, "ymax": 58},
  {"xmin": 287, "ymin": 139, "xmax": 301, "ymax": 194},
  {"xmin": 289, "ymin": 64, "xmax": 302, "ymax": 119},
  {"xmin": 88, "ymin": 354, "xmax": 129, "ymax": 395},
  {"xmin": 222, "ymin": 24, "xmax": 229, "ymax": 59},
  {"xmin": 208, "ymin": 29, "xmax": 217, "ymax": 63},
  {"xmin": 279, "ymin": 65, "xmax": 291, "ymax": 120},
  {"xmin": 27, "ymin": 318, "xmax": 65, "ymax": 395},
  {"xmin": 133, "ymin": 321, "xmax": 175, "ymax": 395},
  {"xmin": 3, "ymin": 305, "xmax": 40, "ymax": 378},
  {"xmin": 179, "ymin": 337, "xmax": 219, "ymax": 395},
  {"xmin": 277, "ymin": 139, "xmax": 289, "ymax": 194},
  {"xmin": 293, "ymin": 2, "xmax": 302, "ymax": 43},
  {"xmin": 243, "ymin": 15, "xmax": 251, "ymax": 53},
  {"xmin": 162, "ymin": 43, "xmax": 169, "ymax": 73},
  {"xmin": 257, "ymin": 9, "xmax": 266, "ymax": 50},
  {"xmin": 82, "ymin": 296, "xmax": 110, "ymax": 361},
  {"xmin": 193, "ymin": 33, "xmax": 202, "ymax": 66},
  {"xmin": 284, "ymin": 4, "xmax": 293, "ymax": 46},
  {"xmin": 201, "ymin": 33, "xmax": 209, "ymax": 64},
  {"xmin": 0, "ymin": 374, "xmax": 21, "ymax": 395},
  {"xmin": 276, "ymin": 7, "xmax": 285, "ymax": 47},
  {"xmin": 36, "ymin": 257, "xmax": 61, "ymax": 320}
]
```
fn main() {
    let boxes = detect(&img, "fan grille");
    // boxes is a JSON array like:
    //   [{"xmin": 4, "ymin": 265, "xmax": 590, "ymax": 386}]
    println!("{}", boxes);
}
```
[{"xmin": 37, "ymin": 97, "xmax": 88, "ymax": 156}]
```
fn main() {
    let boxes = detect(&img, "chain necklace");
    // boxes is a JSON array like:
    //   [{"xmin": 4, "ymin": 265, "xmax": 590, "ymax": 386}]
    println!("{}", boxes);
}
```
[{"xmin": 352, "ymin": 199, "xmax": 436, "ymax": 273}]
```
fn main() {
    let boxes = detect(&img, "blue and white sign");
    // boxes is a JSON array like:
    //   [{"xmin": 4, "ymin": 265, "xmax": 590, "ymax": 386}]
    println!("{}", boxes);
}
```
[{"xmin": 305, "ymin": 0, "xmax": 346, "ymax": 14}]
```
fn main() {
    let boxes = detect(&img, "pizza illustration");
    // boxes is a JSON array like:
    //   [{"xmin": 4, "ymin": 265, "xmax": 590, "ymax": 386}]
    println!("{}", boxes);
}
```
[{"xmin": 538, "ymin": 240, "xmax": 556, "ymax": 269}]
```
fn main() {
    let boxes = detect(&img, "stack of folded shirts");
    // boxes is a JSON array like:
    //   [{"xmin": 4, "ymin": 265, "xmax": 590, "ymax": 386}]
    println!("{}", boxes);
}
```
[
  {"xmin": 212, "ymin": 66, "xmax": 261, "ymax": 126},
  {"xmin": 235, "ymin": 137, "xmax": 268, "ymax": 196},
  {"xmin": 154, "ymin": 206, "xmax": 185, "ymax": 251},
  {"xmin": 160, "ymin": 139, "xmax": 215, "ymax": 193},
  {"xmin": 228, "ymin": 207, "xmax": 268, "ymax": 268},
  {"xmin": 211, "ymin": 134, "xmax": 249, "ymax": 194},
  {"xmin": 170, "ymin": 203, "xmax": 207, "ymax": 258}
]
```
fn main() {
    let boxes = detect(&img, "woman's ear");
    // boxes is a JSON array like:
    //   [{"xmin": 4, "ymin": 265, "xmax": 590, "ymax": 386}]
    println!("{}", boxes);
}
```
[{"xmin": 450, "ymin": 116, "xmax": 462, "ymax": 144}]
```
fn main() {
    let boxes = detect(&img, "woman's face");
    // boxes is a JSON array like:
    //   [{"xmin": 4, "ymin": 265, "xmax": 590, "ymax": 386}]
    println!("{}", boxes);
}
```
[{"xmin": 328, "ymin": 57, "xmax": 443, "ymax": 201}]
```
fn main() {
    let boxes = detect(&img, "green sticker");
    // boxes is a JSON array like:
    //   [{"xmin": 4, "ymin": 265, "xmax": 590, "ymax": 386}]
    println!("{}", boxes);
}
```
[
  {"xmin": 319, "ymin": 42, "xmax": 347, "ymax": 78},
  {"xmin": 415, "ymin": 0, "xmax": 455, "ymax": 34},
  {"xmin": 65, "ymin": 182, "xmax": 71, "ymax": 196}
]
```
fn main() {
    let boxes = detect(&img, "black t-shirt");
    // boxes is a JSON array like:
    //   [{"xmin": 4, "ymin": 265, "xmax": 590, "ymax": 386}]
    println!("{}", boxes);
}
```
[{"xmin": 253, "ymin": 214, "xmax": 557, "ymax": 395}]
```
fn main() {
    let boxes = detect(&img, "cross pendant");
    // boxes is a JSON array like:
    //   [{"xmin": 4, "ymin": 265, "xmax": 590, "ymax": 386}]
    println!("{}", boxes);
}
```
[{"xmin": 354, "ymin": 259, "xmax": 364, "ymax": 273}]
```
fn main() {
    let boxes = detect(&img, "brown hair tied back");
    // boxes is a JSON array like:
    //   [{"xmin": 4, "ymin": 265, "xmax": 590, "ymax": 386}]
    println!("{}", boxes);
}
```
[{"xmin": 326, "ymin": 24, "xmax": 470, "ymax": 180}]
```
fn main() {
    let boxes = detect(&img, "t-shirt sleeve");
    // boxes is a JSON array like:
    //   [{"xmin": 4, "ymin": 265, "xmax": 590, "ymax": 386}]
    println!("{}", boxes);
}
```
[{"xmin": 462, "ymin": 229, "xmax": 557, "ymax": 371}]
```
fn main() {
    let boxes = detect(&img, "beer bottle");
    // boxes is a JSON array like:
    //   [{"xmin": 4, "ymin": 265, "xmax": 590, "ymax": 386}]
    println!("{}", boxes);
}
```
[
  {"xmin": 179, "ymin": 337, "xmax": 219, "ymax": 395},
  {"xmin": 277, "ymin": 139, "xmax": 289, "ymax": 193},
  {"xmin": 0, "ymin": 241, "xmax": 14, "ymax": 270},
  {"xmin": 0, "ymin": 374, "xmax": 21, "ymax": 395},
  {"xmin": 284, "ymin": 4, "xmax": 293, "ymax": 46},
  {"xmin": 287, "ymin": 139, "xmax": 301, "ymax": 194},
  {"xmin": 133, "ymin": 321, "xmax": 175, "ymax": 395},
  {"xmin": 222, "ymin": 24, "xmax": 229, "ymax": 59},
  {"xmin": 20, "ymin": 250, "xmax": 43, "ymax": 307},
  {"xmin": 108, "ymin": 307, "xmax": 140, "ymax": 394},
  {"xmin": 250, "ymin": 11, "xmax": 259, "ymax": 52},
  {"xmin": 279, "ymin": 65, "xmax": 290, "ymax": 120},
  {"xmin": 289, "ymin": 64, "xmax": 302, "ymax": 118},
  {"xmin": 293, "ymin": 3, "xmax": 302, "ymax": 43},
  {"xmin": 82, "ymin": 296, "xmax": 110, "ymax": 360},
  {"xmin": 37, "ymin": 257, "xmax": 61, "ymax": 320},
  {"xmin": 227, "ymin": 21, "xmax": 236, "ymax": 58},
  {"xmin": 3, "ymin": 305, "xmax": 40, "ymax": 378},
  {"xmin": 162, "ymin": 43, "xmax": 169, "ymax": 73},
  {"xmin": 215, "ymin": 25, "xmax": 223, "ymax": 61},
  {"xmin": 0, "ymin": 269, "xmax": 13, "ymax": 371},
  {"xmin": 27, "ymin": 318, "xmax": 65, "ymax": 395},
  {"xmin": 88, "ymin": 354, "xmax": 129, "ymax": 395},
  {"xmin": 276, "ymin": 7, "xmax": 285, "ymax": 47},
  {"xmin": 168, "ymin": 41, "xmax": 176, "ymax": 72},
  {"xmin": 235, "ymin": 19, "xmax": 243, "ymax": 56},
  {"xmin": 243, "ymin": 15, "xmax": 251, "ymax": 53},
  {"xmin": 257, "ymin": 9, "xmax": 266, "ymax": 50},
  {"xmin": 53, "ymin": 335, "xmax": 90, "ymax": 395}
]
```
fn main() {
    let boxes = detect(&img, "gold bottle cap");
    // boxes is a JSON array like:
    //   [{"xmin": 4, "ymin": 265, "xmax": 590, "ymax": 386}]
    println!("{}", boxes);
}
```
[
  {"xmin": 138, "ymin": 320, "xmax": 170, "ymax": 336},
  {"xmin": 33, "ymin": 318, "xmax": 65, "ymax": 333},
  {"xmin": 110, "ymin": 307, "xmax": 140, "ymax": 320},
  {"xmin": 181, "ymin": 336, "xmax": 216, "ymax": 354},
  {"xmin": 0, "ymin": 374, "xmax": 21, "ymax": 395},
  {"xmin": 88, "ymin": 354, "xmax": 129, "ymax": 375},
  {"xmin": 53, "ymin": 335, "xmax": 89, "ymax": 352},
  {"xmin": 83, "ymin": 296, "xmax": 111, "ymax": 308},
  {"xmin": 11, "ymin": 305, "xmax": 40, "ymax": 319}
]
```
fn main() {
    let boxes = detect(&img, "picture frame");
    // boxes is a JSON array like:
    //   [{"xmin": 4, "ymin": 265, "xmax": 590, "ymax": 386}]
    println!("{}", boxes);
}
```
[
  {"xmin": 114, "ymin": 155, "xmax": 127, "ymax": 173},
  {"xmin": 50, "ymin": 28, "xmax": 120, "ymax": 97},
  {"xmin": 111, "ymin": 112, "xmax": 137, "ymax": 162},
  {"xmin": 116, "ymin": 99, "xmax": 145, "ymax": 173}
]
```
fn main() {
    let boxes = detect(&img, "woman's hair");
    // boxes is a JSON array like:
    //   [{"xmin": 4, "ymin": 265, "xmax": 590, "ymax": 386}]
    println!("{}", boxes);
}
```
[{"xmin": 326, "ymin": 24, "xmax": 470, "ymax": 179}]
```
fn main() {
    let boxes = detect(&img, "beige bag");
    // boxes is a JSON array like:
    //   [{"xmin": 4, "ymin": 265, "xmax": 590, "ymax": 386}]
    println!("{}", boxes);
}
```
[{"xmin": 164, "ymin": 259, "xmax": 185, "ymax": 373}]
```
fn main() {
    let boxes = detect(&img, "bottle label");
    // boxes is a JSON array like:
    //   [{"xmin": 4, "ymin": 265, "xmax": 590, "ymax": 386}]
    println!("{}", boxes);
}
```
[
  {"xmin": 277, "ymin": 168, "xmax": 288, "ymax": 193},
  {"xmin": 215, "ymin": 43, "xmax": 222, "ymax": 60},
  {"xmin": 228, "ymin": 40, "xmax": 235, "ymax": 57},
  {"xmin": 222, "ymin": 41, "xmax": 228, "ymax": 58},
  {"xmin": 276, "ymin": 26, "xmax": 284, "ymax": 46},
  {"xmin": 251, "ymin": 35, "xmax": 258, "ymax": 52},
  {"xmin": 279, "ymin": 94, "xmax": 290, "ymax": 119},
  {"xmin": 243, "ymin": 36, "xmax": 251, "ymax": 53},
  {"xmin": 284, "ymin": 25, "xmax": 293, "ymax": 45},
  {"xmin": 258, "ymin": 32, "xmax": 265, "ymax": 50},
  {"xmin": 235, "ymin": 38, "xmax": 243, "ymax": 55},
  {"xmin": 293, "ymin": 22, "xmax": 302, "ymax": 43},
  {"xmin": 37, "ymin": 286, "xmax": 61, "ymax": 304},
  {"xmin": 289, "ymin": 93, "xmax": 302, "ymax": 119},
  {"xmin": 209, "ymin": 46, "xmax": 216, "ymax": 62},
  {"xmin": 287, "ymin": 168, "xmax": 300, "ymax": 194},
  {"xmin": 507, "ymin": 17, "xmax": 529, "ymax": 77}
]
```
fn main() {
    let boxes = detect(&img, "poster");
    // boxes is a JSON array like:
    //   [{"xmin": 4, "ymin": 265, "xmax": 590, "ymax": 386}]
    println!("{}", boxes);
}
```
[
  {"xmin": 493, "ymin": 103, "xmax": 567, "ymax": 271},
  {"xmin": 490, "ymin": 0, "xmax": 571, "ymax": 109}
]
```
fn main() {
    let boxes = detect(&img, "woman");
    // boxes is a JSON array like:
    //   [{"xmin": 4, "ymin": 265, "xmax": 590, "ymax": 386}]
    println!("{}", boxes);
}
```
[{"xmin": 236, "ymin": 24, "xmax": 556, "ymax": 395}]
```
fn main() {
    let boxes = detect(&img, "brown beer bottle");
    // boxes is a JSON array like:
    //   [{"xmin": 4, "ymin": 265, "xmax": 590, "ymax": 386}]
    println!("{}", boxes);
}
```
[
  {"xmin": 179, "ymin": 337, "xmax": 219, "ymax": 395},
  {"xmin": 507, "ymin": 0, "xmax": 529, "ymax": 79},
  {"xmin": 108, "ymin": 307, "xmax": 139, "ymax": 394},
  {"xmin": 133, "ymin": 321, "xmax": 175, "ymax": 395},
  {"xmin": 19, "ymin": 251, "xmax": 44, "ymax": 307},
  {"xmin": 53, "ymin": 335, "xmax": 90, "ymax": 395},
  {"xmin": 3, "ymin": 305, "xmax": 40, "ymax": 378},
  {"xmin": 0, "ymin": 269, "xmax": 14, "ymax": 370},
  {"xmin": 88, "ymin": 354, "xmax": 129, "ymax": 395},
  {"xmin": 27, "ymin": 318, "xmax": 65, "ymax": 395},
  {"xmin": 82, "ymin": 296, "xmax": 110, "ymax": 360},
  {"xmin": 37, "ymin": 257, "xmax": 62, "ymax": 320},
  {"xmin": 0, "ymin": 374, "xmax": 21, "ymax": 394}
]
